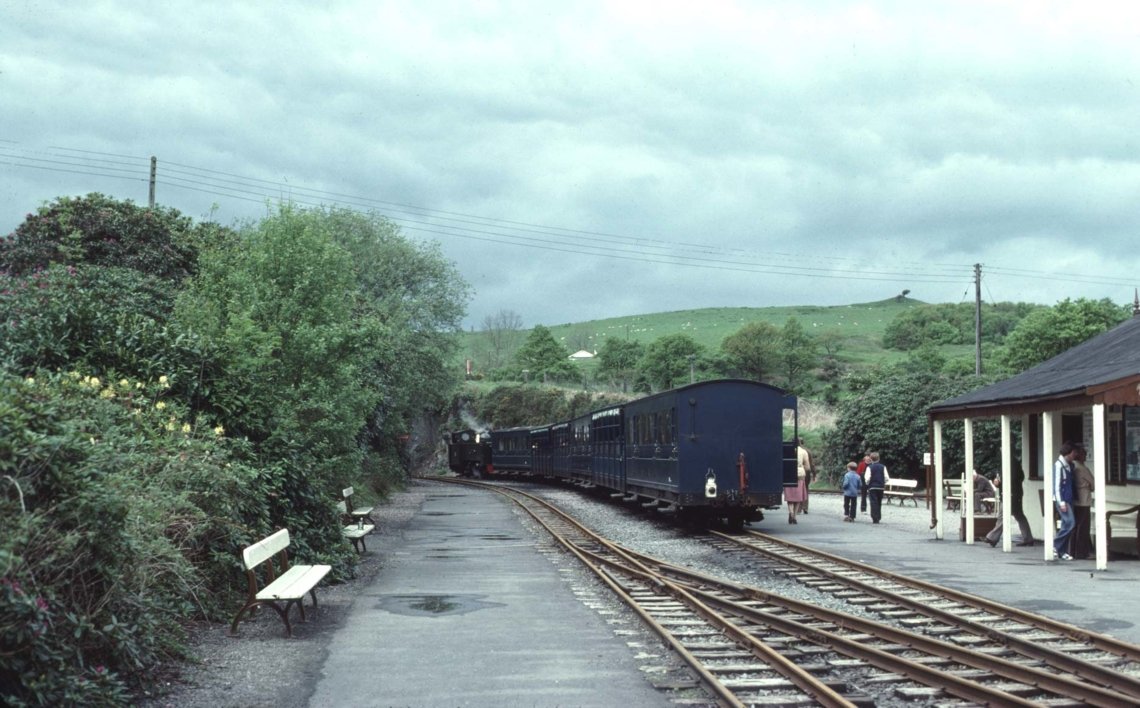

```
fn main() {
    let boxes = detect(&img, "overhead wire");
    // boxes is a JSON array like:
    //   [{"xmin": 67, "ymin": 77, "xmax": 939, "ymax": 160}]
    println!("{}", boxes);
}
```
[{"xmin": 4, "ymin": 142, "xmax": 1128, "ymax": 293}]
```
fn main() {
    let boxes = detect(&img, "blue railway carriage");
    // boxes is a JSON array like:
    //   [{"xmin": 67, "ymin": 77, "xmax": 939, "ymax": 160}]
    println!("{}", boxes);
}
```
[
  {"xmin": 623, "ymin": 379, "xmax": 796, "ymax": 525},
  {"xmin": 487, "ymin": 426, "xmax": 532, "ymax": 474}
]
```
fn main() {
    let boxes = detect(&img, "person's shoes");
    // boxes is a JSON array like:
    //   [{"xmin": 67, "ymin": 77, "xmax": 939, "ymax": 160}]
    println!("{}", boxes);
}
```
[
  {"xmin": 1016, "ymin": 540, "xmax": 1035, "ymax": 547},
  {"xmin": 788, "ymin": 514, "xmax": 794, "ymax": 524},
  {"xmin": 1060, "ymin": 553, "xmax": 1073, "ymax": 560},
  {"xmin": 872, "ymin": 520, "xmax": 880, "ymax": 524},
  {"xmin": 987, "ymin": 538, "xmax": 998, "ymax": 547}
]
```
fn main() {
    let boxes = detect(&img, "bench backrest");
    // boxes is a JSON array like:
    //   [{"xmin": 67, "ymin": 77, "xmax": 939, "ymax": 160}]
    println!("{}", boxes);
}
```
[
  {"xmin": 242, "ymin": 528, "xmax": 290, "ymax": 571},
  {"xmin": 944, "ymin": 479, "xmax": 963, "ymax": 492},
  {"xmin": 343, "ymin": 486, "xmax": 355, "ymax": 499},
  {"xmin": 888, "ymin": 479, "xmax": 918, "ymax": 488}
]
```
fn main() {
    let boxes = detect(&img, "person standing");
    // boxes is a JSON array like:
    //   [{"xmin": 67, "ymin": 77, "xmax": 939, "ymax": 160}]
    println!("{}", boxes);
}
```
[
  {"xmin": 1053, "ymin": 442, "xmax": 1078, "ymax": 560},
  {"xmin": 1071, "ymin": 445, "xmax": 1094, "ymax": 560},
  {"xmin": 841, "ymin": 462, "xmax": 861, "ymax": 521},
  {"xmin": 800, "ymin": 440, "xmax": 815, "ymax": 514},
  {"xmin": 863, "ymin": 451, "xmax": 890, "ymax": 524},
  {"xmin": 785, "ymin": 437, "xmax": 810, "ymax": 524},
  {"xmin": 856, "ymin": 452, "xmax": 872, "ymax": 512}
]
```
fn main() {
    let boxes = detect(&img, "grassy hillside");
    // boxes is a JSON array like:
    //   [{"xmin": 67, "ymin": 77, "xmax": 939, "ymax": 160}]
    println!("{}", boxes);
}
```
[{"xmin": 460, "ymin": 297, "xmax": 954, "ymax": 385}]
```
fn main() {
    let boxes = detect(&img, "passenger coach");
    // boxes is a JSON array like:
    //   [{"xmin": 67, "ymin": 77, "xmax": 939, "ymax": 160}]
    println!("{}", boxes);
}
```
[{"xmin": 462, "ymin": 379, "xmax": 798, "ymax": 527}]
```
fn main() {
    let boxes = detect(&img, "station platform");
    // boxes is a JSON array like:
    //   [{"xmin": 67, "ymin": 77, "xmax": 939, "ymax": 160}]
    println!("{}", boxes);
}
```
[{"xmin": 308, "ymin": 481, "xmax": 671, "ymax": 707}]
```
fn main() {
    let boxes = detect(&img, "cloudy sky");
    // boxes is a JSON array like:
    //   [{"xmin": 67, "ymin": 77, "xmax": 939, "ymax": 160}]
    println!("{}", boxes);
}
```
[{"xmin": 3, "ymin": 1, "xmax": 1139, "ymax": 328}]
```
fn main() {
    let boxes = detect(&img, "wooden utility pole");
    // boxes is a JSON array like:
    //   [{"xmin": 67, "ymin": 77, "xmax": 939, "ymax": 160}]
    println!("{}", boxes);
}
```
[
  {"xmin": 974, "ymin": 263, "xmax": 982, "ymax": 375},
  {"xmin": 148, "ymin": 156, "xmax": 157, "ymax": 208}
]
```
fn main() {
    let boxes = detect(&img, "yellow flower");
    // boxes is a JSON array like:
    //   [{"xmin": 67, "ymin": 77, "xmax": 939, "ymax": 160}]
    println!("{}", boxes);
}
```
[
  {"xmin": 90, "ymin": 377, "xmax": 101, "ymax": 388},
  {"xmin": 213, "ymin": 425, "xmax": 225, "ymax": 436},
  {"xmin": 24, "ymin": 377, "xmax": 35, "ymax": 386},
  {"xmin": 135, "ymin": 381, "xmax": 145, "ymax": 389},
  {"xmin": 90, "ymin": 437, "xmax": 97, "ymax": 445},
  {"xmin": 181, "ymin": 423, "xmax": 192, "ymax": 434},
  {"xmin": 155, "ymin": 401, "xmax": 166, "ymax": 411},
  {"xmin": 119, "ymin": 378, "xmax": 130, "ymax": 388},
  {"xmin": 165, "ymin": 421, "xmax": 175, "ymax": 431},
  {"xmin": 99, "ymin": 388, "xmax": 115, "ymax": 399},
  {"xmin": 158, "ymin": 375, "xmax": 170, "ymax": 389}
]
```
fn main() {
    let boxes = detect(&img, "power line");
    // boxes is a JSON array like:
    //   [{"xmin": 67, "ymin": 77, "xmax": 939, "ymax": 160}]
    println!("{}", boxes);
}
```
[{"xmin": 4, "ymin": 141, "xmax": 1129, "ymax": 294}]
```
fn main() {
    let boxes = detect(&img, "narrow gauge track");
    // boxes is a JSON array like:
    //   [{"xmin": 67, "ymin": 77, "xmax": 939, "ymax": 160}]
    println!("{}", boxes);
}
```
[
  {"xmin": 438, "ymin": 478, "xmax": 1129, "ymax": 706},
  {"xmin": 707, "ymin": 529, "xmax": 1140, "ymax": 704}
]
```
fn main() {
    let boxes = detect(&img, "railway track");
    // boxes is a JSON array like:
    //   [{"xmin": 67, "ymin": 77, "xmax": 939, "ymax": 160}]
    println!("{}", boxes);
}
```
[{"xmin": 441, "ymin": 478, "xmax": 1140, "ymax": 706}]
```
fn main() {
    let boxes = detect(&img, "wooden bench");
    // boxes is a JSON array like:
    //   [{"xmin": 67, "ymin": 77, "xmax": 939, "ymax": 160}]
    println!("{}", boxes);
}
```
[
  {"xmin": 343, "ymin": 486, "xmax": 375, "ymax": 528},
  {"xmin": 230, "ymin": 529, "xmax": 331, "ymax": 637},
  {"xmin": 884, "ymin": 478, "xmax": 919, "ymax": 506},
  {"xmin": 338, "ymin": 500, "xmax": 375, "ymax": 553},
  {"xmin": 943, "ymin": 478, "xmax": 964, "ymax": 511}
]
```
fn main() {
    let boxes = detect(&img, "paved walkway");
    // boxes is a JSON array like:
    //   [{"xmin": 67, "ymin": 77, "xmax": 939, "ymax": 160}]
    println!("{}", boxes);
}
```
[{"xmin": 308, "ymin": 483, "xmax": 670, "ymax": 707}]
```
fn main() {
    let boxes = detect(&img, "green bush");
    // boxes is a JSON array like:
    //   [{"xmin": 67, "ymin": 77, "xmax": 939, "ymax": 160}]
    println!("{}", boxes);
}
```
[
  {"xmin": 0, "ymin": 193, "xmax": 228, "ymax": 281},
  {"xmin": 0, "ymin": 371, "xmax": 281, "ymax": 705}
]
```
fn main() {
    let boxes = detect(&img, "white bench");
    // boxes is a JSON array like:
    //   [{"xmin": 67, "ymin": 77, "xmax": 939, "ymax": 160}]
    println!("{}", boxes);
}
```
[
  {"xmin": 230, "ymin": 529, "xmax": 331, "ymax": 637},
  {"xmin": 884, "ymin": 478, "xmax": 919, "ymax": 506},
  {"xmin": 343, "ymin": 486, "xmax": 375, "ymax": 528},
  {"xmin": 338, "ymin": 500, "xmax": 376, "ymax": 553}
]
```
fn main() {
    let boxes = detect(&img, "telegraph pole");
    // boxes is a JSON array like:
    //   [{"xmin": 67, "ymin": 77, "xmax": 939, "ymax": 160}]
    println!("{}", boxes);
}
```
[
  {"xmin": 974, "ymin": 263, "xmax": 982, "ymax": 375},
  {"xmin": 148, "ymin": 156, "xmax": 157, "ymax": 208}
]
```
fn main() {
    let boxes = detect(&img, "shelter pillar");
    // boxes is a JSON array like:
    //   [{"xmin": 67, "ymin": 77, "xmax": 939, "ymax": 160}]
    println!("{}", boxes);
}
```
[
  {"xmin": 1043, "ymin": 412, "xmax": 1056, "ymax": 560},
  {"xmin": 1093, "ymin": 403, "xmax": 1108, "ymax": 571},
  {"xmin": 934, "ymin": 420, "xmax": 944, "ymax": 540},
  {"xmin": 1000, "ymin": 414, "xmax": 1012, "ymax": 552},
  {"xmin": 964, "ymin": 418, "xmax": 975, "ymax": 544}
]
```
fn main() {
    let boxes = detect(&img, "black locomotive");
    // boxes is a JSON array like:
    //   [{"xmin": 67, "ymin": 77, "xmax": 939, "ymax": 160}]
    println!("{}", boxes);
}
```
[
  {"xmin": 446, "ymin": 429, "xmax": 492, "ymax": 478},
  {"xmin": 447, "ymin": 379, "xmax": 798, "ymax": 526}
]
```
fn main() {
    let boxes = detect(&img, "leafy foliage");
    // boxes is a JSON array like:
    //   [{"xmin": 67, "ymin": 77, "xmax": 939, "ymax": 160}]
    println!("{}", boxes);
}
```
[
  {"xmin": 719, "ymin": 321, "xmax": 781, "ymax": 383},
  {"xmin": 0, "ymin": 372, "xmax": 270, "ymax": 705},
  {"xmin": 511, "ymin": 325, "xmax": 577, "ymax": 382},
  {"xmin": 0, "ymin": 264, "xmax": 200, "ymax": 382},
  {"xmin": 882, "ymin": 302, "xmax": 1041, "ymax": 351},
  {"xmin": 639, "ymin": 333, "xmax": 705, "ymax": 390},
  {"xmin": 595, "ymin": 338, "xmax": 644, "ymax": 392},
  {"xmin": 997, "ymin": 297, "xmax": 1129, "ymax": 372},
  {"xmin": 822, "ymin": 369, "xmax": 1004, "ymax": 482},
  {"xmin": 0, "ymin": 193, "xmax": 230, "ymax": 281}
]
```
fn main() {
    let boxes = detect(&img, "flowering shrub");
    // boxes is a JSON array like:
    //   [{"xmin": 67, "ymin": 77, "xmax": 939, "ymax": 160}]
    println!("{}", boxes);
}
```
[{"xmin": 0, "ymin": 371, "xmax": 304, "ymax": 705}]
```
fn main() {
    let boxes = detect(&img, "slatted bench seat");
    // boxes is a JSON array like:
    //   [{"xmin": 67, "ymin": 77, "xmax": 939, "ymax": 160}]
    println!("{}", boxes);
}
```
[
  {"xmin": 338, "ymin": 500, "xmax": 376, "ymax": 553},
  {"xmin": 230, "ymin": 529, "xmax": 331, "ymax": 637},
  {"xmin": 884, "ymin": 478, "xmax": 919, "ymax": 506},
  {"xmin": 944, "ymin": 478, "xmax": 964, "ymax": 511},
  {"xmin": 343, "ymin": 486, "xmax": 375, "ymax": 528},
  {"xmin": 1106, "ymin": 504, "xmax": 1140, "ymax": 557}
]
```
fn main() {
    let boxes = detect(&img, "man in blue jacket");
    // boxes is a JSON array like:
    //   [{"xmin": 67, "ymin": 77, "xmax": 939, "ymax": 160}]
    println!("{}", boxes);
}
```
[{"xmin": 1052, "ymin": 442, "xmax": 1078, "ymax": 560}]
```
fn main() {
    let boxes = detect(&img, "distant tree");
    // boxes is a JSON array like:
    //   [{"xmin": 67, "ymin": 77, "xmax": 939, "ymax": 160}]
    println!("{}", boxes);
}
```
[
  {"xmin": 640, "ymin": 333, "xmax": 704, "ymax": 390},
  {"xmin": 720, "ymin": 321, "xmax": 782, "ymax": 383},
  {"xmin": 566, "ymin": 326, "xmax": 593, "ymax": 353},
  {"xmin": 998, "ymin": 298, "xmax": 1129, "ymax": 372},
  {"xmin": 597, "ymin": 338, "xmax": 644, "ymax": 392},
  {"xmin": 478, "ymin": 309, "xmax": 525, "ymax": 372},
  {"xmin": 513, "ymin": 325, "xmax": 576, "ymax": 382},
  {"xmin": 779, "ymin": 317, "xmax": 817, "ymax": 394},
  {"xmin": 883, "ymin": 302, "xmax": 1043, "ymax": 351}
]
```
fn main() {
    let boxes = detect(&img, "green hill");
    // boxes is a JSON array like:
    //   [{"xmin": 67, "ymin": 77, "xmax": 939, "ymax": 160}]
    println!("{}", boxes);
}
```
[{"xmin": 459, "ymin": 297, "xmax": 981, "ymax": 389}]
